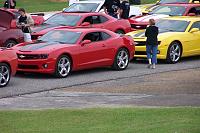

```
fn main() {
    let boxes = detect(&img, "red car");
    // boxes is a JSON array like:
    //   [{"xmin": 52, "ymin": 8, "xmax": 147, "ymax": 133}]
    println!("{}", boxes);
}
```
[
  {"xmin": 15, "ymin": 28, "xmax": 135, "ymax": 78},
  {"xmin": 1, "ymin": 8, "xmax": 45, "ymax": 25},
  {"xmin": 0, "ymin": 47, "xmax": 17, "ymax": 87},
  {"xmin": 31, "ymin": 12, "xmax": 131, "ymax": 40},
  {"xmin": 129, "ymin": 3, "xmax": 200, "ymax": 30},
  {"xmin": 0, "ymin": 9, "xmax": 24, "ymax": 47}
]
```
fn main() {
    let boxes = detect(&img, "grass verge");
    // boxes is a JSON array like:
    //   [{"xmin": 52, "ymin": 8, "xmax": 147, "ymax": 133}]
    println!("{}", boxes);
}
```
[
  {"xmin": 0, "ymin": 0, "xmax": 157, "ymax": 12},
  {"xmin": 0, "ymin": 107, "xmax": 200, "ymax": 133}
]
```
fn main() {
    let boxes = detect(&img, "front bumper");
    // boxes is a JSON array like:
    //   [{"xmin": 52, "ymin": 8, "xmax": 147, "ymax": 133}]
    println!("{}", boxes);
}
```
[
  {"xmin": 134, "ymin": 45, "xmax": 167, "ymax": 59},
  {"xmin": 17, "ymin": 58, "xmax": 56, "ymax": 74}
]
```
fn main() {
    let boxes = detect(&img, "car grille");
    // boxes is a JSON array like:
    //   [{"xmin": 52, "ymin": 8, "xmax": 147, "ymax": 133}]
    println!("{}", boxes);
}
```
[
  {"xmin": 18, "ymin": 54, "xmax": 40, "ymax": 60},
  {"xmin": 18, "ymin": 64, "xmax": 39, "ymax": 69},
  {"xmin": 135, "ymin": 41, "xmax": 146, "ymax": 46},
  {"xmin": 17, "ymin": 54, "xmax": 48, "ymax": 60},
  {"xmin": 135, "ymin": 51, "xmax": 147, "ymax": 55},
  {"xmin": 131, "ymin": 24, "xmax": 147, "ymax": 29}
]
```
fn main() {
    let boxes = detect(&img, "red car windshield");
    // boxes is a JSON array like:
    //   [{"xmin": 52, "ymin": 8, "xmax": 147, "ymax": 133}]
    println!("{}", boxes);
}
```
[
  {"xmin": 158, "ymin": 0, "xmax": 190, "ymax": 3},
  {"xmin": 38, "ymin": 30, "xmax": 82, "ymax": 44},
  {"xmin": 151, "ymin": 5, "xmax": 186, "ymax": 16},
  {"xmin": 44, "ymin": 14, "xmax": 82, "ymax": 26}
]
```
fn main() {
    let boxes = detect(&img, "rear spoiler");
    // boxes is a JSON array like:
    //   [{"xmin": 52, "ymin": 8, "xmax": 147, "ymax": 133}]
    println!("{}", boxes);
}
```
[{"xmin": 30, "ymin": 13, "xmax": 45, "ymax": 16}]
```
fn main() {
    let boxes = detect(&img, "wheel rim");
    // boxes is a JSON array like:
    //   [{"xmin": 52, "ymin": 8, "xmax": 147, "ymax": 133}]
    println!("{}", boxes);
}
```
[
  {"xmin": 6, "ymin": 42, "xmax": 15, "ymax": 48},
  {"xmin": 169, "ymin": 43, "xmax": 181, "ymax": 62},
  {"xmin": 117, "ymin": 50, "xmax": 129, "ymax": 69},
  {"xmin": 0, "ymin": 65, "xmax": 10, "ymax": 86},
  {"xmin": 58, "ymin": 57, "xmax": 71, "ymax": 77}
]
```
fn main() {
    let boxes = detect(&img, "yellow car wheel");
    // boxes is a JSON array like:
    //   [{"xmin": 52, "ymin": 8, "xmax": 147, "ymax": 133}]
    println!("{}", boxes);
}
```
[{"xmin": 166, "ymin": 41, "xmax": 182, "ymax": 64}]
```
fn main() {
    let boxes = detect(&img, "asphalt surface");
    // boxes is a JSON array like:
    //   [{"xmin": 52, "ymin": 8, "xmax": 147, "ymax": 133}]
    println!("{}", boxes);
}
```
[{"xmin": 1, "ymin": 56, "xmax": 200, "ymax": 99}]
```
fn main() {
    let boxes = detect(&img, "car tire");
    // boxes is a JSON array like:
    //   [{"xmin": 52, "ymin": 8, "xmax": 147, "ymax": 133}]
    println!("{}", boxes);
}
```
[
  {"xmin": 112, "ymin": 48, "xmax": 130, "ymax": 70},
  {"xmin": 166, "ymin": 42, "xmax": 182, "ymax": 64},
  {"xmin": 54, "ymin": 55, "xmax": 72, "ymax": 78},
  {"xmin": 4, "ymin": 40, "xmax": 17, "ymax": 48},
  {"xmin": 0, "ymin": 63, "xmax": 11, "ymax": 87},
  {"xmin": 115, "ymin": 30, "xmax": 125, "ymax": 34}
]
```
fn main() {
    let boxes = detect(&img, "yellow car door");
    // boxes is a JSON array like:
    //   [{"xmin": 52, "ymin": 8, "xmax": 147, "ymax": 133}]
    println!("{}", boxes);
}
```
[{"xmin": 188, "ymin": 21, "xmax": 200, "ymax": 55}]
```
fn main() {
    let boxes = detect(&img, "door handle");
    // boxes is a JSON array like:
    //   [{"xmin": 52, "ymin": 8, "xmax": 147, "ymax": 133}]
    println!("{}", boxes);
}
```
[{"xmin": 102, "ymin": 44, "xmax": 106, "ymax": 47}]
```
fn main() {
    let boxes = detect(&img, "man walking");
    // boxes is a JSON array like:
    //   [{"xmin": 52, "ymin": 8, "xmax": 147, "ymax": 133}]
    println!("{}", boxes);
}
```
[
  {"xmin": 119, "ymin": 0, "xmax": 130, "ymax": 19},
  {"xmin": 145, "ymin": 19, "xmax": 159, "ymax": 69},
  {"xmin": 16, "ymin": 8, "xmax": 34, "ymax": 42},
  {"xmin": 103, "ymin": 0, "xmax": 120, "ymax": 18}
]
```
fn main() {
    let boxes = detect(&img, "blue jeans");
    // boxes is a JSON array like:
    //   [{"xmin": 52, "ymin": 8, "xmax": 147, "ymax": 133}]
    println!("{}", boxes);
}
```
[{"xmin": 146, "ymin": 45, "xmax": 158, "ymax": 64}]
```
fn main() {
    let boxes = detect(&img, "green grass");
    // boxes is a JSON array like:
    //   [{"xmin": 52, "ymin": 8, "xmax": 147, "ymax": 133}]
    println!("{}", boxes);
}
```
[
  {"xmin": 0, "ymin": 0, "xmax": 68, "ymax": 12},
  {"xmin": 0, "ymin": 0, "xmax": 157, "ymax": 12},
  {"xmin": 0, "ymin": 107, "xmax": 200, "ymax": 133}
]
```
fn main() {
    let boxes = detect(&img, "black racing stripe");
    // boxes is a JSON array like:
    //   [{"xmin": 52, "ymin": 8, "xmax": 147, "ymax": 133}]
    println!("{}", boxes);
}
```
[{"xmin": 20, "ymin": 42, "xmax": 59, "ymax": 51}]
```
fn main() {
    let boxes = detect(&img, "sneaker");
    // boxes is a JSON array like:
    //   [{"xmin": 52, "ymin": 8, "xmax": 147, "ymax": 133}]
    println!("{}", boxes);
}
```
[
  {"xmin": 152, "ymin": 64, "xmax": 156, "ymax": 69},
  {"xmin": 147, "ymin": 64, "xmax": 152, "ymax": 69}
]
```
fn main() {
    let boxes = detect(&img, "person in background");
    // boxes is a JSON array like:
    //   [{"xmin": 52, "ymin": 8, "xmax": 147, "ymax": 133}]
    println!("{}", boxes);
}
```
[
  {"xmin": 145, "ymin": 19, "xmax": 159, "ymax": 69},
  {"xmin": 16, "ymin": 8, "xmax": 34, "ymax": 42},
  {"xmin": 4, "ymin": 0, "xmax": 16, "ymax": 9},
  {"xmin": 119, "ymin": 0, "xmax": 130, "ymax": 19},
  {"xmin": 103, "ymin": 0, "xmax": 120, "ymax": 18}
]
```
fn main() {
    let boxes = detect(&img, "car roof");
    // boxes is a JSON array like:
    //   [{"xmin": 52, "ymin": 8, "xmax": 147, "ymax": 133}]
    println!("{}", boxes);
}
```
[
  {"xmin": 54, "ymin": 28, "xmax": 110, "ymax": 33},
  {"xmin": 162, "ymin": 3, "xmax": 200, "ymax": 7},
  {"xmin": 60, "ymin": 12, "xmax": 104, "ymax": 16},
  {"xmin": 163, "ymin": 16, "xmax": 200, "ymax": 22}
]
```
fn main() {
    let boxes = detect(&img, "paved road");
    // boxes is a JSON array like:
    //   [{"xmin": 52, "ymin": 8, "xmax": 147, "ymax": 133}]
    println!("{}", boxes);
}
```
[{"xmin": 1, "ymin": 56, "xmax": 200, "ymax": 99}]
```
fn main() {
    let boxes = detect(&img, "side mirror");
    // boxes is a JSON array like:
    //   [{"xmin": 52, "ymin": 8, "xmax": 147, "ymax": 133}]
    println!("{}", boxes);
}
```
[
  {"xmin": 10, "ymin": 20, "xmax": 17, "ymax": 29},
  {"xmin": 80, "ymin": 22, "xmax": 91, "ymax": 27},
  {"xmin": 190, "ymin": 28, "xmax": 199, "ymax": 33},
  {"xmin": 188, "ymin": 13, "xmax": 196, "ymax": 16},
  {"xmin": 81, "ymin": 40, "xmax": 91, "ymax": 46}
]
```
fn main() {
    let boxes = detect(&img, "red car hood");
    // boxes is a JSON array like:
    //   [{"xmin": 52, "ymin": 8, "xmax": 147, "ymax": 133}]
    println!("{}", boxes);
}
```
[
  {"xmin": 0, "ymin": 9, "xmax": 14, "ymax": 29},
  {"xmin": 130, "ymin": 14, "xmax": 169, "ymax": 23},
  {"xmin": 18, "ymin": 41, "xmax": 73, "ymax": 52}
]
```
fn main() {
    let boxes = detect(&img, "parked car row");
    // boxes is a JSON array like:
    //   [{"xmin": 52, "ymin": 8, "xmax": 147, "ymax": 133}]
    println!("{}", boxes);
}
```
[{"xmin": 0, "ymin": 0, "xmax": 200, "ymax": 87}]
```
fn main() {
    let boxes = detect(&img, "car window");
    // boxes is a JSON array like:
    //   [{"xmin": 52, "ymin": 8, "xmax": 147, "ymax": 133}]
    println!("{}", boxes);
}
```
[
  {"xmin": 44, "ymin": 14, "xmax": 81, "ymax": 26},
  {"xmin": 82, "ymin": 15, "xmax": 108, "ymax": 24},
  {"xmin": 190, "ymin": 21, "xmax": 200, "ymax": 30},
  {"xmin": 99, "ymin": 16, "xmax": 109, "ymax": 23},
  {"xmin": 82, "ymin": 32, "xmax": 102, "ymax": 42},
  {"xmin": 37, "ymin": 30, "xmax": 82, "ymax": 44},
  {"xmin": 158, "ymin": 0, "xmax": 190, "ymax": 4},
  {"xmin": 64, "ymin": 3, "xmax": 100, "ymax": 12},
  {"xmin": 101, "ymin": 32, "xmax": 111, "ymax": 40},
  {"xmin": 156, "ymin": 19, "xmax": 190, "ymax": 32},
  {"xmin": 151, "ymin": 5, "xmax": 186, "ymax": 16}
]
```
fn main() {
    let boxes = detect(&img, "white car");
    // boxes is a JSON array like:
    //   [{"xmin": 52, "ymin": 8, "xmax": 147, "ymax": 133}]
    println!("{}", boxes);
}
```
[{"xmin": 66, "ymin": 0, "xmax": 142, "ymax": 17}]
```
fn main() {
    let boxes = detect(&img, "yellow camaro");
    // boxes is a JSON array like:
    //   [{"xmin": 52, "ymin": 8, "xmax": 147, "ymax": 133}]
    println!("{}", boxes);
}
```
[
  {"xmin": 126, "ymin": 17, "xmax": 200, "ymax": 63},
  {"xmin": 141, "ymin": 0, "xmax": 200, "ymax": 14}
]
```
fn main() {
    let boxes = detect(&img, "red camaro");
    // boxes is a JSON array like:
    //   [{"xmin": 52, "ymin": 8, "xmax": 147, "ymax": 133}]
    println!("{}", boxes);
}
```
[
  {"xmin": 0, "ymin": 47, "xmax": 17, "ymax": 87},
  {"xmin": 1, "ymin": 8, "xmax": 45, "ymax": 25},
  {"xmin": 129, "ymin": 3, "xmax": 200, "ymax": 30},
  {"xmin": 0, "ymin": 9, "xmax": 24, "ymax": 47},
  {"xmin": 31, "ymin": 12, "xmax": 131, "ymax": 40},
  {"xmin": 15, "ymin": 28, "xmax": 135, "ymax": 78}
]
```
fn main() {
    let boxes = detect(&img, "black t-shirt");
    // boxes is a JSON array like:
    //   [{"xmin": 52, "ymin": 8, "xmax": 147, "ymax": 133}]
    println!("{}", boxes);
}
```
[
  {"xmin": 4, "ymin": 0, "xmax": 16, "ymax": 9},
  {"xmin": 19, "ymin": 16, "xmax": 30, "ymax": 33},
  {"xmin": 120, "ymin": 1, "xmax": 130, "ymax": 19},
  {"xmin": 145, "ymin": 25, "xmax": 159, "ymax": 45},
  {"xmin": 103, "ymin": 0, "xmax": 120, "ymax": 14}
]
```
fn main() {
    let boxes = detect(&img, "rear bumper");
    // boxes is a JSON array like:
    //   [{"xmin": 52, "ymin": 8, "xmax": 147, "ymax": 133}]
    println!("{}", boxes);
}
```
[{"xmin": 17, "ymin": 58, "xmax": 56, "ymax": 74}]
